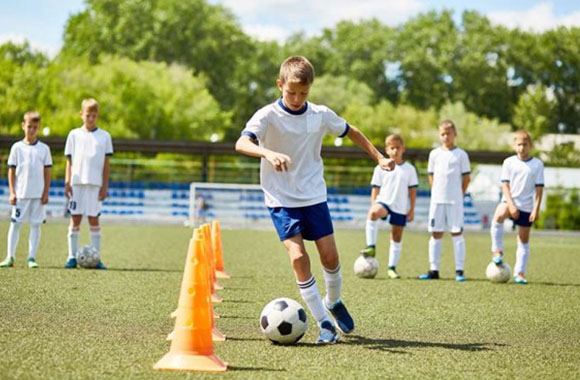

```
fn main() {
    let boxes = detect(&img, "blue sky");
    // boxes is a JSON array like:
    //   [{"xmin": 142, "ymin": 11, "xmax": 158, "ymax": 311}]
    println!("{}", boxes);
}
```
[{"xmin": 1, "ymin": 0, "xmax": 579, "ymax": 56}]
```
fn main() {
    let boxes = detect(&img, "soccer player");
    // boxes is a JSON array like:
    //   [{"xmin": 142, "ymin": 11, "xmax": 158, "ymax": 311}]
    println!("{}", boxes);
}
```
[
  {"xmin": 63, "ymin": 98, "xmax": 113, "ymax": 269},
  {"xmin": 1, "ymin": 111, "xmax": 52, "ymax": 268},
  {"xmin": 360, "ymin": 134, "xmax": 418, "ymax": 279},
  {"xmin": 235, "ymin": 56, "xmax": 395, "ymax": 344},
  {"xmin": 490, "ymin": 130, "xmax": 544, "ymax": 284},
  {"xmin": 419, "ymin": 120, "xmax": 471, "ymax": 282}
]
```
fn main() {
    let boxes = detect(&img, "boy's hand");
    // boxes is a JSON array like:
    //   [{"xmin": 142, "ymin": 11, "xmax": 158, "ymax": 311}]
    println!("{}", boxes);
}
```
[
  {"xmin": 9, "ymin": 192, "xmax": 16, "ymax": 206},
  {"xmin": 265, "ymin": 151, "xmax": 292, "ymax": 172},
  {"xmin": 407, "ymin": 209, "xmax": 415, "ymax": 222},
  {"xmin": 508, "ymin": 203, "xmax": 519, "ymax": 219},
  {"xmin": 65, "ymin": 183, "xmax": 72, "ymax": 198},
  {"xmin": 99, "ymin": 187, "xmax": 108, "ymax": 201},
  {"xmin": 379, "ymin": 157, "xmax": 395, "ymax": 171},
  {"xmin": 41, "ymin": 192, "xmax": 49, "ymax": 205},
  {"xmin": 529, "ymin": 210, "xmax": 538, "ymax": 222}
]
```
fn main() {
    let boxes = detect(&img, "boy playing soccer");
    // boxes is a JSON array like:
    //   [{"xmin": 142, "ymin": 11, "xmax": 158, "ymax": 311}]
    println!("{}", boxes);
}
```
[
  {"xmin": 360, "ymin": 134, "xmax": 418, "ymax": 279},
  {"xmin": 1, "ymin": 111, "xmax": 52, "ymax": 268},
  {"xmin": 490, "ymin": 130, "xmax": 544, "ymax": 284},
  {"xmin": 419, "ymin": 120, "xmax": 471, "ymax": 282},
  {"xmin": 236, "ymin": 56, "xmax": 394, "ymax": 344},
  {"xmin": 63, "ymin": 98, "xmax": 113, "ymax": 269}
]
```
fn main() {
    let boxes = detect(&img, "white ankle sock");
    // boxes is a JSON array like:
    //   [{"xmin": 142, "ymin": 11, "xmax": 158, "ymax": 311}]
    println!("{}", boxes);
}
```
[
  {"xmin": 297, "ymin": 276, "xmax": 329, "ymax": 323},
  {"xmin": 365, "ymin": 219, "xmax": 378, "ymax": 247},
  {"xmin": 28, "ymin": 224, "xmax": 41, "ymax": 260},
  {"xmin": 429, "ymin": 237, "xmax": 442, "ymax": 271}
]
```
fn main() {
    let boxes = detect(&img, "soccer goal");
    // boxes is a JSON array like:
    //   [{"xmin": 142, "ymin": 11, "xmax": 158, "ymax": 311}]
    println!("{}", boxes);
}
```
[{"xmin": 188, "ymin": 182, "xmax": 271, "ymax": 228}]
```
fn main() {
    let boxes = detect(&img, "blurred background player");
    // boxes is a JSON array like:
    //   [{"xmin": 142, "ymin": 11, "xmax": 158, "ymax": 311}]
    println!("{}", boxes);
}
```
[
  {"xmin": 490, "ymin": 130, "xmax": 544, "ymax": 284},
  {"xmin": 1, "ymin": 111, "xmax": 52, "ymax": 268},
  {"xmin": 63, "ymin": 98, "xmax": 113, "ymax": 269},
  {"xmin": 419, "ymin": 120, "xmax": 471, "ymax": 282},
  {"xmin": 360, "ymin": 134, "xmax": 418, "ymax": 279},
  {"xmin": 236, "ymin": 56, "xmax": 394, "ymax": 344}
]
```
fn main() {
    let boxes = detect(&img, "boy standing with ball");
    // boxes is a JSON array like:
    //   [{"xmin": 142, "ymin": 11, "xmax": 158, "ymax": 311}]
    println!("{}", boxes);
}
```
[{"xmin": 236, "ymin": 56, "xmax": 394, "ymax": 344}]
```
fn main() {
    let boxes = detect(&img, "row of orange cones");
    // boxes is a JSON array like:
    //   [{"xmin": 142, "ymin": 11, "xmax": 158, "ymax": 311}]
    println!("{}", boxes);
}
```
[{"xmin": 154, "ymin": 221, "xmax": 230, "ymax": 373}]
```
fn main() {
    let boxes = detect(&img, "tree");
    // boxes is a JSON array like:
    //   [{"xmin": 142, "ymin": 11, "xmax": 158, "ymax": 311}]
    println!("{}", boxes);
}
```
[
  {"xmin": 512, "ymin": 84, "xmax": 556, "ymax": 139},
  {"xmin": 308, "ymin": 75, "xmax": 375, "ymax": 115}
]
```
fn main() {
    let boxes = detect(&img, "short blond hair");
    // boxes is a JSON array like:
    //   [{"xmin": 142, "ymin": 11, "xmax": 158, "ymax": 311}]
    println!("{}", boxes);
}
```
[
  {"xmin": 439, "ymin": 119, "xmax": 456, "ymax": 133},
  {"xmin": 81, "ymin": 98, "xmax": 99, "ymax": 112},
  {"xmin": 279, "ymin": 56, "xmax": 315, "ymax": 84},
  {"xmin": 23, "ymin": 111, "xmax": 41, "ymax": 122},
  {"xmin": 385, "ymin": 134, "xmax": 404, "ymax": 146},
  {"xmin": 514, "ymin": 130, "xmax": 532, "ymax": 144}
]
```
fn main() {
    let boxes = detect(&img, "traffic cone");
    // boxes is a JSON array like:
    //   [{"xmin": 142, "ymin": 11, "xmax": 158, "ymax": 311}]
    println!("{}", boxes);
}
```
[
  {"xmin": 203, "ymin": 224, "xmax": 224, "ymax": 290},
  {"xmin": 212, "ymin": 221, "xmax": 231, "ymax": 279},
  {"xmin": 154, "ymin": 237, "xmax": 227, "ymax": 372},
  {"xmin": 202, "ymin": 224, "xmax": 223, "ymax": 301}
]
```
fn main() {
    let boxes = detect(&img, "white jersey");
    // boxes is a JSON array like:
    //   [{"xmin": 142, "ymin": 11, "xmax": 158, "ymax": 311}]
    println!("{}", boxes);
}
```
[
  {"xmin": 7, "ymin": 140, "xmax": 52, "ymax": 199},
  {"xmin": 65, "ymin": 127, "xmax": 113, "ymax": 187},
  {"xmin": 243, "ymin": 99, "xmax": 349, "ymax": 207},
  {"xmin": 428, "ymin": 146, "xmax": 470, "ymax": 204},
  {"xmin": 371, "ymin": 161, "xmax": 418, "ymax": 215},
  {"xmin": 501, "ymin": 155, "xmax": 544, "ymax": 213}
]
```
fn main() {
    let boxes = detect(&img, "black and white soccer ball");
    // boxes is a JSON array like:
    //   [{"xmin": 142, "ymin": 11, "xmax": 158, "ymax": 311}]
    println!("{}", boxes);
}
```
[
  {"xmin": 76, "ymin": 245, "xmax": 100, "ymax": 268},
  {"xmin": 260, "ymin": 298, "xmax": 307, "ymax": 345},
  {"xmin": 485, "ymin": 261, "xmax": 512, "ymax": 283},
  {"xmin": 354, "ymin": 255, "xmax": 379, "ymax": 279}
]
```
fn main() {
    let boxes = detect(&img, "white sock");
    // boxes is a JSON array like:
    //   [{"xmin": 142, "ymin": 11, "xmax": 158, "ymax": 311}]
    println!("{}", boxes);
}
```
[
  {"xmin": 7, "ymin": 222, "xmax": 22, "ymax": 259},
  {"xmin": 452, "ymin": 235, "xmax": 466, "ymax": 271},
  {"xmin": 490, "ymin": 221, "xmax": 504, "ymax": 252},
  {"xmin": 90, "ymin": 227, "xmax": 101, "ymax": 253},
  {"xmin": 28, "ymin": 224, "xmax": 41, "ymax": 260},
  {"xmin": 388, "ymin": 240, "xmax": 402, "ymax": 268},
  {"xmin": 514, "ymin": 241, "xmax": 530, "ymax": 275},
  {"xmin": 68, "ymin": 227, "xmax": 80, "ymax": 259},
  {"xmin": 297, "ymin": 276, "xmax": 329, "ymax": 324},
  {"xmin": 429, "ymin": 237, "xmax": 442, "ymax": 271},
  {"xmin": 323, "ymin": 264, "xmax": 342, "ymax": 307},
  {"xmin": 365, "ymin": 219, "xmax": 379, "ymax": 247}
]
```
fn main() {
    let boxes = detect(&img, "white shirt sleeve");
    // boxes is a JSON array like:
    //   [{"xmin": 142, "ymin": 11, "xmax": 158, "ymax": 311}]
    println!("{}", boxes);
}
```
[
  {"xmin": 370, "ymin": 166, "xmax": 382, "ymax": 187},
  {"xmin": 7, "ymin": 145, "xmax": 17, "ymax": 167},
  {"xmin": 64, "ymin": 132, "xmax": 73, "ymax": 157},
  {"xmin": 322, "ymin": 107, "xmax": 348, "ymax": 137},
  {"xmin": 106, "ymin": 134, "xmax": 114, "ymax": 155},
  {"xmin": 44, "ymin": 145, "xmax": 53, "ymax": 166},
  {"xmin": 409, "ymin": 165, "xmax": 419, "ymax": 187},
  {"xmin": 461, "ymin": 150, "xmax": 471, "ymax": 174},
  {"xmin": 427, "ymin": 150, "xmax": 435, "ymax": 174},
  {"xmin": 535, "ymin": 160, "xmax": 545, "ymax": 186},
  {"xmin": 500, "ymin": 159, "xmax": 510, "ymax": 182},
  {"xmin": 243, "ymin": 107, "xmax": 269, "ymax": 141}
]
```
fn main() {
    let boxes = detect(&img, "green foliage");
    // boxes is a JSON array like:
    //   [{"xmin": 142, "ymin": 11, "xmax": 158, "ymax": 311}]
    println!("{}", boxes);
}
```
[
  {"xmin": 309, "ymin": 75, "xmax": 375, "ymax": 115},
  {"xmin": 537, "ymin": 189, "xmax": 580, "ymax": 230},
  {"xmin": 542, "ymin": 142, "xmax": 580, "ymax": 167},
  {"xmin": 512, "ymin": 84, "xmax": 556, "ymax": 139}
]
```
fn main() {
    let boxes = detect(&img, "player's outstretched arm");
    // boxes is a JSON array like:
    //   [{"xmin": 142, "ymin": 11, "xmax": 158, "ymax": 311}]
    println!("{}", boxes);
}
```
[
  {"xmin": 235, "ymin": 135, "xmax": 292, "ymax": 172},
  {"xmin": 346, "ymin": 125, "xmax": 394, "ymax": 171}
]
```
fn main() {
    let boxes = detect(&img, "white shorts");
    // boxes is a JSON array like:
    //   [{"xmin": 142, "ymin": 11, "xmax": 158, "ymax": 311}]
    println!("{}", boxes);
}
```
[
  {"xmin": 68, "ymin": 185, "xmax": 102, "ymax": 217},
  {"xmin": 11, "ymin": 198, "xmax": 45, "ymax": 224},
  {"xmin": 428, "ymin": 203, "xmax": 464, "ymax": 233}
]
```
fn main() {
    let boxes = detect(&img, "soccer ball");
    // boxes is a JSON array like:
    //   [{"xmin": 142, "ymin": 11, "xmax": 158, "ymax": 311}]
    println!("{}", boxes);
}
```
[
  {"xmin": 76, "ymin": 245, "xmax": 100, "ymax": 268},
  {"xmin": 485, "ymin": 261, "xmax": 512, "ymax": 283},
  {"xmin": 260, "ymin": 298, "xmax": 307, "ymax": 345},
  {"xmin": 354, "ymin": 255, "xmax": 378, "ymax": 279}
]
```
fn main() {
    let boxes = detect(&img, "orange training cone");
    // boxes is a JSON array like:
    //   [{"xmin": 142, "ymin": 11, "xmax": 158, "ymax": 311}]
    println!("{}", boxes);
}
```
[
  {"xmin": 202, "ymin": 224, "xmax": 223, "ymax": 301},
  {"xmin": 154, "ymin": 237, "xmax": 227, "ymax": 372},
  {"xmin": 212, "ymin": 221, "xmax": 231, "ymax": 279},
  {"xmin": 203, "ymin": 224, "xmax": 224, "ymax": 290}
]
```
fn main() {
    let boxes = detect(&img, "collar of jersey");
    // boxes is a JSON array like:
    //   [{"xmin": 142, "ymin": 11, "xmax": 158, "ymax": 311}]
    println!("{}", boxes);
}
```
[
  {"xmin": 22, "ymin": 139, "xmax": 39, "ymax": 145},
  {"xmin": 278, "ymin": 98, "xmax": 308, "ymax": 115},
  {"xmin": 517, "ymin": 155, "xmax": 533, "ymax": 162},
  {"xmin": 82, "ymin": 126, "xmax": 99, "ymax": 133}
]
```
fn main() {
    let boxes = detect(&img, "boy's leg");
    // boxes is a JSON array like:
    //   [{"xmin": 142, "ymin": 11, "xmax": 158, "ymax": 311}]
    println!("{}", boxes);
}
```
[
  {"xmin": 387, "ymin": 226, "xmax": 404, "ymax": 278},
  {"xmin": 2, "ymin": 222, "xmax": 21, "ymax": 267},
  {"xmin": 514, "ymin": 227, "xmax": 531, "ymax": 282},
  {"xmin": 65, "ymin": 215, "xmax": 82, "ymax": 268},
  {"xmin": 27, "ymin": 223, "xmax": 41, "ymax": 266},
  {"xmin": 88, "ymin": 216, "xmax": 101, "ymax": 253},
  {"xmin": 362, "ymin": 204, "xmax": 387, "ymax": 257},
  {"xmin": 491, "ymin": 204, "xmax": 509, "ymax": 263},
  {"xmin": 452, "ymin": 232, "xmax": 466, "ymax": 281},
  {"xmin": 421, "ymin": 203, "xmax": 442, "ymax": 279},
  {"xmin": 315, "ymin": 234, "xmax": 354, "ymax": 334},
  {"xmin": 429, "ymin": 233, "xmax": 443, "ymax": 271}
]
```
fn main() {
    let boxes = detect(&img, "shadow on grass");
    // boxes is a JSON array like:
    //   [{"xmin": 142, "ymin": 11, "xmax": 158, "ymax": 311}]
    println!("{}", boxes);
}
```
[
  {"xmin": 343, "ymin": 335, "xmax": 507, "ymax": 354},
  {"xmin": 229, "ymin": 365, "xmax": 285, "ymax": 372},
  {"xmin": 41, "ymin": 266, "xmax": 182, "ymax": 273}
]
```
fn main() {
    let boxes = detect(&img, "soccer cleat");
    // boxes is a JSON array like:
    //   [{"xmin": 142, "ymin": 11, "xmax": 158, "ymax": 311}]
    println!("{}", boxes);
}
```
[
  {"xmin": 316, "ymin": 320, "xmax": 339, "ymax": 344},
  {"xmin": 0, "ymin": 257, "xmax": 14, "ymax": 268},
  {"xmin": 64, "ymin": 258, "xmax": 77, "ymax": 269},
  {"xmin": 360, "ymin": 245, "xmax": 376, "ymax": 258},
  {"xmin": 95, "ymin": 262, "xmax": 107, "ymax": 270},
  {"xmin": 514, "ymin": 275, "xmax": 528, "ymax": 284},
  {"xmin": 27, "ymin": 258, "xmax": 39, "ymax": 269},
  {"xmin": 418, "ymin": 270, "xmax": 439, "ymax": 280},
  {"xmin": 387, "ymin": 268, "xmax": 400, "ymax": 279},
  {"xmin": 455, "ymin": 270, "xmax": 466, "ymax": 282},
  {"xmin": 492, "ymin": 251, "xmax": 504, "ymax": 265},
  {"xmin": 325, "ymin": 300, "xmax": 354, "ymax": 334}
]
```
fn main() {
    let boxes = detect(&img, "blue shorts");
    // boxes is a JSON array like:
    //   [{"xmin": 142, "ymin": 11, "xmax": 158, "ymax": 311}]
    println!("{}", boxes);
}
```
[
  {"xmin": 512, "ymin": 210, "xmax": 532, "ymax": 227},
  {"xmin": 268, "ymin": 202, "xmax": 334, "ymax": 241},
  {"xmin": 377, "ymin": 202, "xmax": 407, "ymax": 227}
]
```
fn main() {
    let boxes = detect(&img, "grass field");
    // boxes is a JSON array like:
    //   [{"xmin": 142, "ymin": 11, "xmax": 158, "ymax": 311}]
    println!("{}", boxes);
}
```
[{"xmin": 1, "ymin": 221, "xmax": 579, "ymax": 379}]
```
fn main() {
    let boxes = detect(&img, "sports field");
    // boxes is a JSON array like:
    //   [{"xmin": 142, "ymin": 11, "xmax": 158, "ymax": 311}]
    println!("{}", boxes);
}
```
[{"xmin": 1, "ymin": 222, "xmax": 579, "ymax": 379}]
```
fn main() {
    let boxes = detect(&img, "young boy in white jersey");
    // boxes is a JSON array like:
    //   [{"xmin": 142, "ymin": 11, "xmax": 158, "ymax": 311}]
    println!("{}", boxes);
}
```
[
  {"xmin": 236, "ymin": 56, "xmax": 395, "ymax": 344},
  {"xmin": 490, "ymin": 130, "xmax": 544, "ymax": 284},
  {"xmin": 1, "ymin": 112, "xmax": 52, "ymax": 268},
  {"xmin": 360, "ymin": 134, "xmax": 418, "ymax": 279},
  {"xmin": 419, "ymin": 120, "xmax": 471, "ymax": 282},
  {"xmin": 63, "ymin": 98, "xmax": 113, "ymax": 269}
]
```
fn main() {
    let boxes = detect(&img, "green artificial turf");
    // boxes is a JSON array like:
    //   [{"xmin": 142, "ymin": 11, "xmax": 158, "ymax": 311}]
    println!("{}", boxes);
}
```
[{"xmin": 1, "ymin": 222, "xmax": 579, "ymax": 379}]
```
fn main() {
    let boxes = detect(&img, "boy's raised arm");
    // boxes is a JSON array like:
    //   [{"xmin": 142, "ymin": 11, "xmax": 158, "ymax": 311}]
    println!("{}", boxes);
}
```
[
  {"xmin": 346, "ymin": 125, "xmax": 394, "ymax": 171},
  {"xmin": 235, "ymin": 135, "xmax": 292, "ymax": 172}
]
